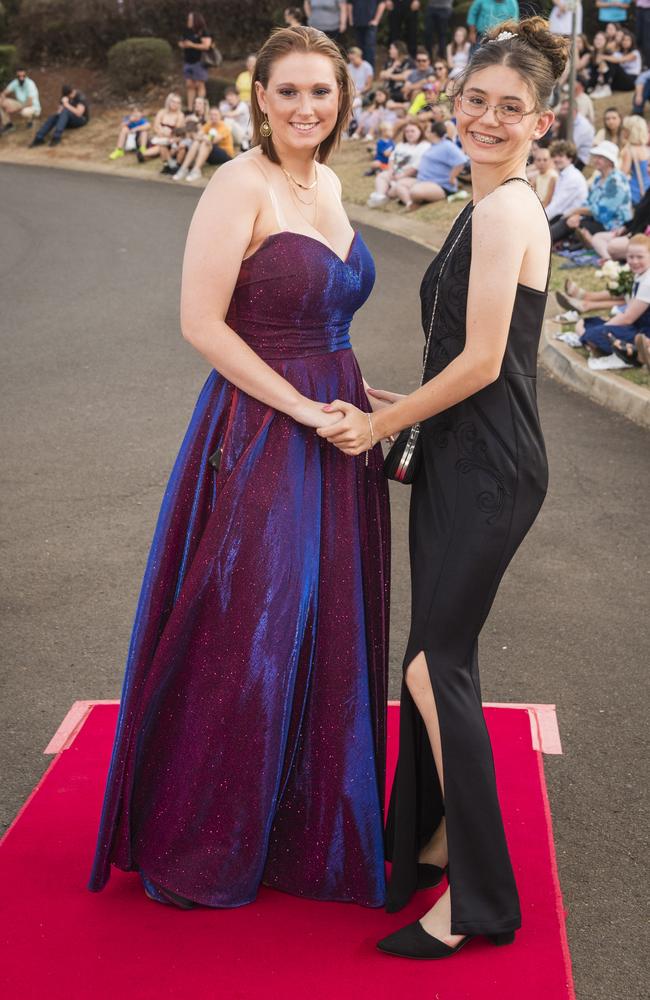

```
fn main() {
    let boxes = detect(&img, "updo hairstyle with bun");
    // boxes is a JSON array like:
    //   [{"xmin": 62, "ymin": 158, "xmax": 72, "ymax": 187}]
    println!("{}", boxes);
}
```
[{"xmin": 452, "ymin": 16, "xmax": 571, "ymax": 110}]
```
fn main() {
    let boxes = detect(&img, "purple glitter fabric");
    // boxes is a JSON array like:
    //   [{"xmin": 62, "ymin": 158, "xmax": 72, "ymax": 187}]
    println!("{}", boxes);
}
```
[{"xmin": 88, "ymin": 231, "xmax": 390, "ymax": 907}]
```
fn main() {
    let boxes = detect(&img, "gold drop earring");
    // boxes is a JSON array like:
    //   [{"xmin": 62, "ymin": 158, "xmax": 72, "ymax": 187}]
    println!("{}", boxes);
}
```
[{"xmin": 260, "ymin": 114, "xmax": 273, "ymax": 138}]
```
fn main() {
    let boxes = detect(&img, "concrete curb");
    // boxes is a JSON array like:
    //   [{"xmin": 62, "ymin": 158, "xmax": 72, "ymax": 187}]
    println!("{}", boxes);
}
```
[
  {"xmin": 541, "ymin": 319, "xmax": 650, "ymax": 429},
  {"xmin": 2, "ymin": 150, "xmax": 648, "ymax": 428}
]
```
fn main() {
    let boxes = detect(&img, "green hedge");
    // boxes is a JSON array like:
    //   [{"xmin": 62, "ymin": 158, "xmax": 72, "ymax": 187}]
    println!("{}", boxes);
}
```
[
  {"xmin": 0, "ymin": 42, "xmax": 16, "ymax": 81},
  {"xmin": 107, "ymin": 37, "xmax": 173, "ymax": 95}
]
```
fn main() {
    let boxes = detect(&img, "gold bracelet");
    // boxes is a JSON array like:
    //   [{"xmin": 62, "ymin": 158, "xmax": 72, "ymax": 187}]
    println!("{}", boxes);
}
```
[
  {"xmin": 365, "ymin": 412, "xmax": 375, "ymax": 467},
  {"xmin": 367, "ymin": 412, "xmax": 375, "ymax": 449}
]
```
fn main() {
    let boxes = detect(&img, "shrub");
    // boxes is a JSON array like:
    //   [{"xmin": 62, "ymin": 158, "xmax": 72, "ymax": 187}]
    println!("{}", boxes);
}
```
[
  {"xmin": 0, "ymin": 42, "xmax": 16, "ymax": 81},
  {"xmin": 107, "ymin": 37, "xmax": 173, "ymax": 95}
]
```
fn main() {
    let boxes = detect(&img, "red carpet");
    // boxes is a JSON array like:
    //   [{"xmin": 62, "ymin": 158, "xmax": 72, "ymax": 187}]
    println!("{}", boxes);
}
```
[{"xmin": 0, "ymin": 703, "xmax": 575, "ymax": 999}]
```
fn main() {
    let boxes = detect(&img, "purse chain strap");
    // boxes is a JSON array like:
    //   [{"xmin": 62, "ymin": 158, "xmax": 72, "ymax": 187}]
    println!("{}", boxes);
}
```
[{"xmin": 419, "ymin": 207, "xmax": 473, "ymax": 385}]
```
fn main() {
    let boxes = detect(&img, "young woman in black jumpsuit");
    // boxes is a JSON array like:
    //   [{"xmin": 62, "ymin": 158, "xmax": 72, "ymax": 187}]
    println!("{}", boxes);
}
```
[{"xmin": 317, "ymin": 18, "xmax": 570, "ymax": 959}]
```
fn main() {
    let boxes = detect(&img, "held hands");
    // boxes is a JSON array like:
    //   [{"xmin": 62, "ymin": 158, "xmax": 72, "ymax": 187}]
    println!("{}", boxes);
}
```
[
  {"xmin": 317, "ymin": 401, "xmax": 373, "ymax": 456},
  {"xmin": 316, "ymin": 387, "xmax": 403, "ymax": 456}
]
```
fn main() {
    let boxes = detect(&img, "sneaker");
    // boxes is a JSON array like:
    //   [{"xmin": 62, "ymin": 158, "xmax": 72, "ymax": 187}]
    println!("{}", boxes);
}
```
[
  {"xmin": 173, "ymin": 165, "xmax": 189, "ymax": 181},
  {"xmin": 366, "ymin": 192, "xmax": 388, "ymax": 208},
  {"xmin": 108, "ymin": 148, "xmax": 125, "ymax": 160},
  {"xmin": 591, "ymin": 84, "xmax": 612, "ymax": 99},
  {"xmin": 552, "ymin": 309, "xmax": 580, "ymax": 323},
  {"xmin": 28, "ymin": 136, "xmax": 44, "ymax": 147},
  {"xmin": 447, "ymin": 190, "xmax": 469, "ymax": 203},
  {"xmin": 185, "ymin": 168, "xmax": 202, "ymax": 182},
  {"xmin": 587, "ymin": 354, "xmax": 632, "ymax": 370},
  {"xmin": 48, "ymin": 136, "xmax": 61, "ymax": 146},
  {"xmin": 1, "ymin": 122, "xmax": 14, "ymax": 134},
  {"xmin": 136, "ymin": 147, "xmax": 145, "ymax": 163},
  {"xmin": 556, "ymin": 331, "xmax": 583, "ymax": 347}
]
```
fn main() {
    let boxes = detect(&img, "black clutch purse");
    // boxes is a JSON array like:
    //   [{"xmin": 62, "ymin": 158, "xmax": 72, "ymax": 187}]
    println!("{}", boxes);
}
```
[
  {"xmin": 383, "ymin": 210, "xmax": 471, "ymax": 485},
  {"xmin": 383, "ymin": 425, "xmax": 422, "ymax": 484}
]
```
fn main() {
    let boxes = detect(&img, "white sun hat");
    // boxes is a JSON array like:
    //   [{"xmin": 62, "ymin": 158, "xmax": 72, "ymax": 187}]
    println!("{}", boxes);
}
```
[{"xmin": 589, "ymin": 140, "xmax": 620, "ymax": 167}]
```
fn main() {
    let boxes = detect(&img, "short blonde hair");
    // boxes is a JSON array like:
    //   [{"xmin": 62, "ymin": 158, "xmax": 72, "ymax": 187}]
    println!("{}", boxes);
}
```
[
  {"xmin": 628, "ymin": 234, "xmax": 650, "ymax": 252},
  {"xmin": 251, "ymin": 26, "xmax": 354, "ymax": 164},
  {"xmin": 623, "ymin": 115, "xmax": 649, "ymax": 146}
]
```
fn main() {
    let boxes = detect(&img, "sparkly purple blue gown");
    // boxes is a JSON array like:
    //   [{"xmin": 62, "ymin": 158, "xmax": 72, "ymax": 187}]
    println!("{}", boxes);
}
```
[{"xmin": 88, "ymin": 227, "xmax": 390, "ymax": 908}]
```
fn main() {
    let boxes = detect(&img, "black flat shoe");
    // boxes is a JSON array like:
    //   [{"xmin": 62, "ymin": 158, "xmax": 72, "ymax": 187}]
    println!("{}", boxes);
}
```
[
  {"xmin": 377, "ymin": 920, "xmax": 515, "ymax": 960},
  {"xmin": 416, "ymin": 862, "xmax": 447, "ymax": 889}
]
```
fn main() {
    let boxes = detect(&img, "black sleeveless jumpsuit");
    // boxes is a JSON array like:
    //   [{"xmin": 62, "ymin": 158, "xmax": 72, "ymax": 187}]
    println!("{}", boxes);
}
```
[{"xmin": 385, "ymin": 181, "xmax": 550, "ymax": 936}]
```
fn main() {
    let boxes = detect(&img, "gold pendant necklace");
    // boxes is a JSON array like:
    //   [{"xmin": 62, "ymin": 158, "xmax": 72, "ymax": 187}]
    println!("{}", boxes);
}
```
[{"xmin": 281, "ymin": 165, "xmax": 318, "ymax": 190}]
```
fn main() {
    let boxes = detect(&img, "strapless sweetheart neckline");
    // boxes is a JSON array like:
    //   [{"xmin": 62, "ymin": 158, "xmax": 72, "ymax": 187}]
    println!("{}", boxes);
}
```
[{"xmin": 243, "ymin": 229, "xmax": 359, "ymax": 267}]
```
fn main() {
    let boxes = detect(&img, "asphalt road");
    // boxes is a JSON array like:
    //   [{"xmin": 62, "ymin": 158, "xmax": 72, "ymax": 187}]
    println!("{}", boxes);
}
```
[{"xmin": 1, "ymin": 164, "xmax": 648, "ymax": 1000}]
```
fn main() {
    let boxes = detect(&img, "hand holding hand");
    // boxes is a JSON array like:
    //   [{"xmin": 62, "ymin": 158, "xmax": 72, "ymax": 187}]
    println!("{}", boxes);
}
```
[
  {"xmin": 317, "ymin": 400, "xmax": 373, "ymax": 456},
  {"xmin": 293, "ymin": 397, "xmax": 344, "ymax": 429}
]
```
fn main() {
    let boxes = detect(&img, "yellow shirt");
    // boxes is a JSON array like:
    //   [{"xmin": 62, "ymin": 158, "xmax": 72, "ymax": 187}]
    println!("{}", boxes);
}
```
[
  {"xmin": 203, "ymin": 120, "xmax": 234, "ymax": 159},
  {"xmin": 235, "ymin": 71, "xmax": 252, "ymax": 104}
]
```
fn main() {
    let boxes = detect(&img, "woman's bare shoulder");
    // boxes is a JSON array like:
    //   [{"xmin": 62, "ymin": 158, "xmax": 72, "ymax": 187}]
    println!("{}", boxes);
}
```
[
  {"xmin": 202, "ymin": 151, "xmax": 268, "ymax": 201},
  {"xmin": 473, "ymin": 182, "xmax": 546, "ymax": 239}
]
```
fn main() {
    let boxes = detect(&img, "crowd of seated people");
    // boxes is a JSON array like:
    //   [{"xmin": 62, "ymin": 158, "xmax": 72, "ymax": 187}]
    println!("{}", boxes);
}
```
[{"xmin": 1, "ymin": 1, "xmax": 648, "ymax": 222}]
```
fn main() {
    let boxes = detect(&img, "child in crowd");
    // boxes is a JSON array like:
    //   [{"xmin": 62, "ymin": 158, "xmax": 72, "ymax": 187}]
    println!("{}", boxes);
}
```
[
  {"xmin": 162, "ymin": 121, "xmax": 200, "ymax": 175},
  {"xmin": 174, "ymin": 107, "xmax": 234, "ymax": 182},
  {"xmin": 530, "ymin": 145, "xmax": 557, "ymax": 209},
  {"xmin": 109, "ymin": 107, "xmax": 150, "ymax": 162},
  {"xmin": 364, "ymin": 121, "xmax": 395, "ymax": 176},
  {"xmin": 574, "ymin": 235, "xmax": 650, "ymax": 370},
  {"xmin": 219, "ymin": 86, "xmax": 252, "ymax": 150}
]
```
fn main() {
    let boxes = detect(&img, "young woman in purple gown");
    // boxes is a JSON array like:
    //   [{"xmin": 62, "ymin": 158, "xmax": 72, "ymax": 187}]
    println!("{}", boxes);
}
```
[{"xmin": 88, "ymin": 26, "xmax": 390, "ymax": 909}]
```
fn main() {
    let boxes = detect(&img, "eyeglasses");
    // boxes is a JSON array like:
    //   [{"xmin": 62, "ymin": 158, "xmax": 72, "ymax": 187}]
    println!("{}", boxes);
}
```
[{"xmin": 458, "ymin": 94, "xmax": 537, "ymax": 125}]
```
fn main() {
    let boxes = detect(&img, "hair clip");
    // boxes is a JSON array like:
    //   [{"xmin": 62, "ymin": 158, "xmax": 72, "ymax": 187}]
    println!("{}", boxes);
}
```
[{"xmin": 495, "ymin": 31, "xmax": 517, "ymax": 41}]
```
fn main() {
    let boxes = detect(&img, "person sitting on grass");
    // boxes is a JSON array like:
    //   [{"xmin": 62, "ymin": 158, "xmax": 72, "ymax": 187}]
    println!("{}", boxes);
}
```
[
  {"xmin": 416, "ymin": 99, "xmax": 457, "ymax": 140},
  {"xmin": 218, "ymin": 86, "xmax": 252, "ymax": 150},
  {"xmin": 162, "ymin": 120, "xmax": 201, "ymax": 175},
  {"xmin": 379, "ymin": 40, "xmax": 415, "ymax": 104},
  {"xmin": 29, "ymin": 84, "xmax": 88, "ymax": 147},
  {"xmin": 0, "ymin": 67, "xmax": 41, "ymax": 133},
  {"xmin": 549, "ymin": 140, "xmax": 632, "ymax": 245},
  {"xmin": 173, "ymin": 106, "xmax": 234, "ymax": 182},
  {"xmin": 366, "ymin": 118, "xmax": 430, "ymax": 207},
  {"xmin": 108, "ymin": 106, "xmax": 150, "ymax": 162},
  {"xmin": 138, "ymin": 93, "xmax": 185, "ymax": 162},
  {"xmin": 580, "ymin": 188, "xmax": 650, "ymax": 261},
  {"xmin": 357, "ymin": 87, "xmax": 397, "ymax": 139},
  {"xmin": 619, "ymin": 115, "xmax": 650, "ymax": 207},
  {"xmin": 574, "ymin": 235, "xmax": 650, "ymax": 370},
  {"xmin": 364, "ymin": 120, "xmax": 395, "ymax": 175},
  {"xmin": 530, "ymin": 145, "xmax": 557, "ymax": 210},
  {"xmin": 392, "ymin": 121, "xmax": 468, "ymax": 211}
]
